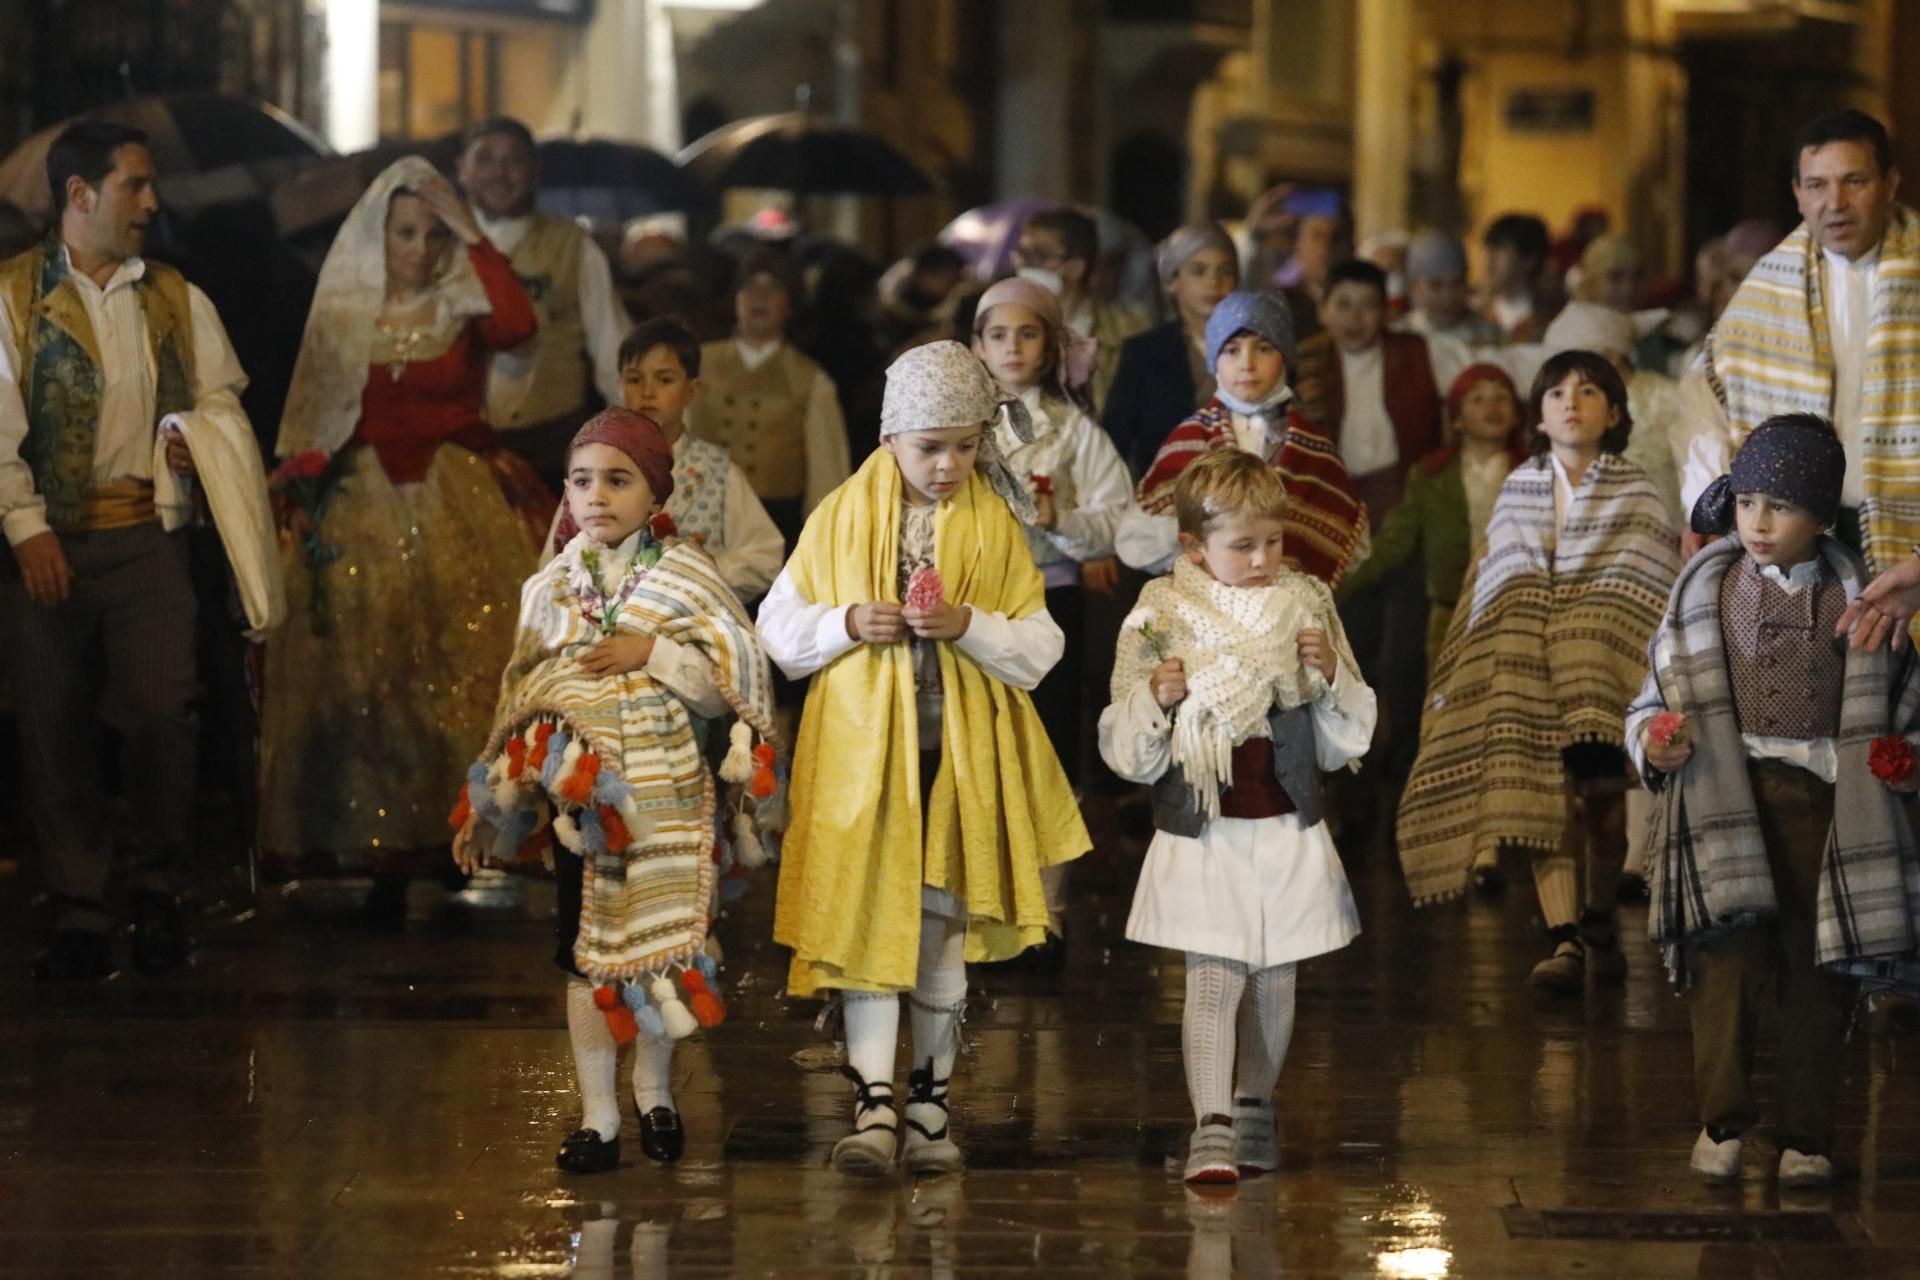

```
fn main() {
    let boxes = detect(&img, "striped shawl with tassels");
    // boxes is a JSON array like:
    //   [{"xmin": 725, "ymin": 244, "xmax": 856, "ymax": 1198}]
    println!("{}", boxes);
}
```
[
  {"xmin": 1396, "ymin": 453, "xmax": 1680, "ymax": 904},
  {"xmin": 1625, "ymin": 534, "xmax": 1920, "ymax": 992},
  {"xmin": 1703, "ymin": 203, "xmax": 1920, "ymax": 575},
  {"xmin": 473, "ymin": 534, "xmax": 778, "ymax": 982}
]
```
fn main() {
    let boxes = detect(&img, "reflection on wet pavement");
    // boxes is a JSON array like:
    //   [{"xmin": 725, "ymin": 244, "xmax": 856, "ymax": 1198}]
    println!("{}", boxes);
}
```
[{"xmin": 3, "ymin": 798, "xmax": 1917, "ymax": 1277}]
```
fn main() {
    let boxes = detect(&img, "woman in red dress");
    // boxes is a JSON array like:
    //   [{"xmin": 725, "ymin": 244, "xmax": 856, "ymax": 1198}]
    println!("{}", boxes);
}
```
[{"xmin": 260, "ymin": 157, "xmax": 555, "ymax": 909}]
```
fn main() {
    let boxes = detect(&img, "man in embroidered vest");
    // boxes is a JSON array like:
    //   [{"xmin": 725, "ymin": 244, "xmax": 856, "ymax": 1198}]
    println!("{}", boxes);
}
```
[
  {"xmin": 458, "ymin": 116, "xmax": 629, "ymax": 487},
  {"xmin": 0, "ymin": 122, "xmax": 257, "ymax": 980},
  {"xmin": 689, "ymin": 249, "xmax": 851, "ymax": 548},
  {"xmin": 1678, "ymin": 109, "xmax": 1916, "ymax": 570}
]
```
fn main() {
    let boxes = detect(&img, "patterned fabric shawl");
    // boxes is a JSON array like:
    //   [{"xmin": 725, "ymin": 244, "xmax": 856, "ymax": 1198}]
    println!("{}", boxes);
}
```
[
  {"xmin": 1396, "ymin": 453, "xmax": 1680, "ymax": 904},
  {"xmin": 1702, "ymin": 204, "xmax": 1920, "ymax": 574},
  {"xmin": 1626, "ymin": 535, "xmax": 1920, "ymax": 990},
  {"xmin": 475, "ymin": 534, "xmax": 777, "ymax": 981},
  {"xmin": 1136, "ymin": 400, "xmax": 1367, "ymax": 586}
]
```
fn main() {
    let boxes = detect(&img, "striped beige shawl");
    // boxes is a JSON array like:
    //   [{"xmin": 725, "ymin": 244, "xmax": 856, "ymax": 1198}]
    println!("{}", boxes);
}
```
[
  {"xmin": 1396, "ymin": 454, "xmax": 1680, "ymax": 904},
  {"xmin": 1626, "ymin": 535, "xmax": 1920, "ymax": 990},
  {"xmin": 478, "ymin": 536, "xmax": 777, "ymax": 982},
  {"xmin": 1704, "ymin": 203, "xmax": 1920, "ymax": 574}
]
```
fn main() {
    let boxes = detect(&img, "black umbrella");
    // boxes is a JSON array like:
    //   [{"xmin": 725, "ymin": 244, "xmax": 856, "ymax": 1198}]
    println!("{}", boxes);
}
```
[
  {"xmin": 0, "ymin": 93, "xmax": 328, "ymax": 225},
  {"xmin": 675, "ymin": 112, "xmax": 933, "ymax": 197},
  {"xmin": 535, "ymin": 137, "xmax": 707, "ymax": 224}
]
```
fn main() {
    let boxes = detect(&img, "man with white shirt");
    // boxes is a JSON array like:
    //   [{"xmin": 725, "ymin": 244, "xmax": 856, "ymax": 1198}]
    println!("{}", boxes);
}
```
[
  {"xmin": 0, "ymin": 123, "xmax": 259, "ymax": 980},
  {"xmin": 690, "ymin": 249, "xmax": 851, "ymax": 548},
  {"xmin": 1677, "ymin": 110, "xmax": 1911, "ymax": 568},
  {"xmin": 457, "ymin": 117, "xmax": 629, "ymax": 486}
]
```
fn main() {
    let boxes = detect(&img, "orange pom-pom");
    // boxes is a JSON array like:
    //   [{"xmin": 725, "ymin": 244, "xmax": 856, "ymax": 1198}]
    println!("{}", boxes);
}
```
[
  {"xmin": 448, "ymin": 791, "xmax": 471, "ymax": 831},
  {"xmin": 533, "ymin": 722, "xmax": 556, "ymax": 746},
  {"xmin": 750, "ymin": 765, "xmax": 776, "ymax": 799},
  {"xmin": 689, "ymin": 991, "xmax": 726, "ymax": 1028},
  {"xmin": 600, "ymin": 806, "xmax": 631, "ymax": 851},
  {"xmin": 679, "ymin": 969, "xmax": 708, "ymax": 996},
  {"xmin": 604, "ymin": 1006, "xmax": 639, "ymax": 1044},
  {"xmin": 506, "ymin": 737, "xmax": 527, "ymax": 777},
  {"xmin": 591, "ymin": 985, "xmax": 618, "ymax": 1011},
  {"xmin": 752, "ymin": 743, "xmax": 776, "ymax": 766},
  {"xmin": 580, "ymin": 753, "xmax": 603, "ymax": 779},
  {"xmin": 557, "ymin": 755, "xmax": 599, "ymax": 804},
  {"xmin": 528, "ymin": 739, "xmax": 550, "ymax": 771}
]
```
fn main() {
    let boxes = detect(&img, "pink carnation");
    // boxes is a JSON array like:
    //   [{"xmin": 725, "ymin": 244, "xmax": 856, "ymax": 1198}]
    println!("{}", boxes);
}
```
[
  {"xmin": 904, "ymin": 566, "xmax": 945, "ymax": 612},
  {"xmin": 1647, "ymin": 712, "xmax": 1689, "ymax": 748}
]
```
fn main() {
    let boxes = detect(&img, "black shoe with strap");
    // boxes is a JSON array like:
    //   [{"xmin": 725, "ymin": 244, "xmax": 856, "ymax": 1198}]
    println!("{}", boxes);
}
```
[
  {"xmin": 556, "ymin": 1127, "xmax": 620, "ymax": 1174},
  {"xmin": 638, "ymin": 1106, "xmax": 684, "ymax": 1163},
  {"xmin": 902, "ymin": 1062, "xmax": 962, "ymax": 1175},
  {"xmin": 830, "ymin": 1065, "xmax": 898, "ymax": 1176}
]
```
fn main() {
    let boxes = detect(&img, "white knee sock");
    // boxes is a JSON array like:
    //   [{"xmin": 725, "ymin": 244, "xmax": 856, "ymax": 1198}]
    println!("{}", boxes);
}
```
[
  {"xmin": 1233, "ymin": 962, "xmax": 1298, "ymax": 1103},
  {"xmin": 1040, "ymin": 862, "xmax": 1069, "ymax": 935},
  {"xmin": 842, "ymin": 992, "xmax": 900, "ymax": 1089},
  {"xmin": 1623, "ymin": 785, "xmax": 1650, "ymax": 879},
  {"xmin": 1182, "ymin": 953, "xmax": 1249, "ymax": 1122},
  {"xmin": 1533, "ymin": 793, "xmax": 1581, "ymax": 932},
  {"xmin": 631, "ymin": 1036, "xmax": 675, "ymax": 1114},
  {"xmin": 565, "ymin": 978, "xmax": 622, "ymax": 1138},
  {"xmin": 909, "ymin": 910, "xmax": 968, "ymax": 1083}
]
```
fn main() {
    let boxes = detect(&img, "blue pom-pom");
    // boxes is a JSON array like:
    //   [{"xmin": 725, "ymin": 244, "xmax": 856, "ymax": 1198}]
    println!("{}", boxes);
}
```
[
  {"xmin": 577, "ymin": 807, "xmax": 608, "ymax": 856},
  {"xmin": 467, "ymin": 761, "xmax": 490, "ymax": 787},
  {"xmin": 591, "ymin": 769, "xmax": 630, "ymax": 808},
  {"xmin": 620, "ymin": 982, "xmax": 647, "ymax": 1012},
  {"xmin": 694, "ymin": 953, "xmax": 718, "ymax": 983},
  {"xmin": 635, "ymin": 1004, "xmax": 668, "ymax": 1041},
  {"xmin": 466, "ymin": 777, "xmax": 495, "ymax": 820},
  {"xmin": 541, "ymin": 734, "xmax": 572, "ymax": 788},
  {"xmin": 720, "ymin": 877, "xmax": 748, "ymax": 902}
]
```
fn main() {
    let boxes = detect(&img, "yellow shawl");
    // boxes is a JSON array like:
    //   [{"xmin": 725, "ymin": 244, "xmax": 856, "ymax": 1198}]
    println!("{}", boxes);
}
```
[{"xmin": 774, "ymin": 450, "xmax": 1090, "ymax": 996}]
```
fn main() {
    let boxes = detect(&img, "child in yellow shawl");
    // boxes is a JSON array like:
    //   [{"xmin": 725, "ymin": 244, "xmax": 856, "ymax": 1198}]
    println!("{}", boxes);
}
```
[
  {"xmin": 758, "ymin": 340, "xmax": 1091, "ymax": 1178},
  {"xmin": 452, "ymin": 408, "xmax": 778, "ymax": 1176}
]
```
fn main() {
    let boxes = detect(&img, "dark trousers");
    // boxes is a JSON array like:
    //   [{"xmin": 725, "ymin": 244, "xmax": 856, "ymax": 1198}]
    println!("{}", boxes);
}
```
[
  {"xmin": 1028, "ymin": 583, "xmax": 1086, "ymax": 787},
  {"xmin": 1688, "ymin": 760, "xmax": 1854, "ymax": 1154},
  {"xmin": 1, "ymin": 523, "xmax": 198, "ymax": 932},
  {"xmin": 1336, "ymin": 556, "xmax": 1428, "ymax": 788}
]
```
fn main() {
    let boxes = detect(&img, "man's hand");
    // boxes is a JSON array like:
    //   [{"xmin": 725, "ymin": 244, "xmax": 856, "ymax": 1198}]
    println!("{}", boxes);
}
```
[
  {"xmin": 1150, "ymin": 657, "xmax": 1187, "ymax": 709},
  {"xmin": 579, "ymin": 632, "xmax": 655, "ymax": 676},
  {"xmin": 12, "ymin": 531, "xmax": 70, "ymax": 606},
  {"xmin": 1644, "ymin": 730, "xmax": 1694, "ymax": 775},
  {"xmin": 1081, "ymin": 556, "xmax": 1120, "ymax": 595},
  {"xmin": 904, "ymin": 601, "xmax": 970, "ymax": 642},
  {"xmin": 1838, "ymin": 554, "xmax": 1920, "ymax": 652},
  {"xmin": 162, "ymin": 425, "xmax": 194, "ymax": 475},
  {"xmin": 1297, "ymin": 628, "xmax": 1336, "ymax": 680},
  {"xmin": 848, "ymin": 602, "xmax": 907, "ymax": 644}
]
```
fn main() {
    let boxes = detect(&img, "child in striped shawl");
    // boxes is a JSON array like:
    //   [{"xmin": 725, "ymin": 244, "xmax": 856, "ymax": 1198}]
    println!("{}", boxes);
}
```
[
  {"xmin": 452, "ymin": 408, "xmax": 778, "ymax": 1175},
  {"xmin": 1396, "ymin": 351, "xmax": 1681, "ymax": 990},
  {"xmin": 1627, "ymin": 413, "xmax": 1920, "ymax": 1189}
]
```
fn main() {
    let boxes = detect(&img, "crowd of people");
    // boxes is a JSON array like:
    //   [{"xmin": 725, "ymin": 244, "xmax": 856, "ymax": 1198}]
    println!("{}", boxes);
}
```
[{"xmin": 8, "ymin": 101, "xmax": 1920, "ymax": 1194}]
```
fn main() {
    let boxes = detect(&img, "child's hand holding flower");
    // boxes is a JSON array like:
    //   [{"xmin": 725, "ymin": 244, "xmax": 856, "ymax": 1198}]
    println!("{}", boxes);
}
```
[
  {"xmin": 1033, "ymin": 491, "xmax": 1057, "ymax": 529},
  {"xmin": 1150, "ymin": 657, "xmax": 1187, "ymax": 709},
  {"xmin": 580, "ymin": 632, "xmax": 656, "ymax": 676},
  {"xmin": 904, "ymin": 600, "xmax": 971, "ymax": 641},
  {"xmin": 1644, "ymin": 711, "xmax": 1693, "ymax": 773},
  {"xmin": 848, "ymin": 602, "xmax": 907, "ymax": 644},
  {"xmin": 1296, "ymin": 628, "xmax": 1335, "ymax": 681}
]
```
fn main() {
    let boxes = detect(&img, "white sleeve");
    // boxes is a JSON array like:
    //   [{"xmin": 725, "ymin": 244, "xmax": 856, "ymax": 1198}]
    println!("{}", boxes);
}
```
[
  {"xmin": 953, "ymin": 602, "xmax": 1064, "ymax": 691},
  {"xmin": 578, "ymin": 236, "xmax": 630, "ymax": 406},
  {"xmin": 1044, "ymin": 411, "xmax": 1130, "ymax": 562},
  {"xmin": 1115, "ymin": 504, "xmax": 1179, "ymax": 574},
  {"xmin": 802, "ymin": 370, "xmax": 852, "ymax": 514},
  {"xmin": 756, "ymin": 566, "xmax": 859, "ymax": 679},
  {"xmin": 1097, "ymin": 679, "xmax": 1173, "ymax": 784},
  {"xmin": 708, "ymin": 460, "xmax": 786, "ymax": 602},
  {"xmin": 1675, "ymin": 359, "xmax": 1734, "ymax": 512},
  {"xmin": 0, "ymin": 297, "xmax": 45, "ymax": 545},
  {"xmin": 644, "ymin": 634, "xmax": 728, "ymax": 719},
  {"xmin": 1310, "ymin": 658, "xmax": 1378, "ymax": 771},
  {"xmin": 158, "ymin": 284, "xmax": 255, "ymax": 488}
]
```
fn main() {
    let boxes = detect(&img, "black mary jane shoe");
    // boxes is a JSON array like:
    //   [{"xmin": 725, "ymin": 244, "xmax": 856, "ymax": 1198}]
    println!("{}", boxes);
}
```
[
  {"xmin": 32, "ymin": 929, "xmax": 114, "ymax": 983},
  {"xmin": 638, "ymin": 1107, "xmax": 685, "ymax": 1163},
  {"xmin": 132, "ymin": 891, "xmax": 193, "ymax": 975},
  {"xmin": 555, "ymin": 1127, "xmax": 621, "ymax": 1174}
]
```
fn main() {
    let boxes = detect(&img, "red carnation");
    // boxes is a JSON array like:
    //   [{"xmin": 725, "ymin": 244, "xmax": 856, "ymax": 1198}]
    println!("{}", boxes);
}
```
[
  {"xmin": 1870, "ymin": 736, "xmax": 1917, "ymax": 787},
  {"xmin": 274, "ymin": 450, "xmax": 331, "ymax": 483},
  {"xmin": 905, "ymin": 566, "xmax": 944, "ymax": 612},
  {"xmin": 650, "ymin": 511, "xmax": 678, "ymax": 539},
  {"xmin": 1647, "ymin": 711, "xmax": 1689, "ymax": 748},
  {"xmin": 1030, "ymin": 473, "xmax": 1054, "ymax": 496}
]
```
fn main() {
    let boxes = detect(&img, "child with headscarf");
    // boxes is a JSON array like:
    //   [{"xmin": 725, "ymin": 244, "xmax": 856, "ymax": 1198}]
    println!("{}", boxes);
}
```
[
  {"xmin": 1627, "ymin": 413, "xmax": 1920, "ymax": 1189},
  {"xmin": 451, "ymin": 408, "xmax": 779, "ymax": 1175},
  {"xmin": 1119, "ymin": 290, "xmax": 1367, "ymax": 586},
  {"xmin": 758, "ymin": 340, "xmax": 1091, "ymax": 1178}
]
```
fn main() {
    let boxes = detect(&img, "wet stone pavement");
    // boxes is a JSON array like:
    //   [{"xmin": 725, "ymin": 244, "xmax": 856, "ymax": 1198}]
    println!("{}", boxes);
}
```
[{"xmin": 4, "ymin": 797, "xmax": 1920, "ymax": 1278}]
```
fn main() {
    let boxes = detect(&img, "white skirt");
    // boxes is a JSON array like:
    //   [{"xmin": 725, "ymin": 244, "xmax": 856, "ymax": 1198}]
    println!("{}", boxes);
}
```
[{"xmin": 1125, "ymin": 814, "xmax": 1361, "ymax": 968}]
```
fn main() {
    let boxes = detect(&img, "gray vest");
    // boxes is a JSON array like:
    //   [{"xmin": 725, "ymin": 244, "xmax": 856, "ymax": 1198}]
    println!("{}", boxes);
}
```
[{"xmin": 1150, "ymin": 703, "xmax": 1323, "ymax": 837}]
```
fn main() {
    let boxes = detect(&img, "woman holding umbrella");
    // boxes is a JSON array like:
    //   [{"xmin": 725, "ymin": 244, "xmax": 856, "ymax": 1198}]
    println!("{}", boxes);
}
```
[
  {"xmin": 258, "ymin": 156, "xmax": 553, "ymax": 920},
  {"xmin": 1101, "ymin": 222, "xmax": 1240, "ymax": 476}
]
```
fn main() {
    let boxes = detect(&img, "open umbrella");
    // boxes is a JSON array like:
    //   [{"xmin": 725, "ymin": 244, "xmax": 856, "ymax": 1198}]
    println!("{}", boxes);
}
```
[
  {"xmin": 676, "ymin": 112, "xmax": 933, "ymax": 196},
  {"xmin": 535, "ymin": 138, "xmax": 706, "ymax": 225},
  {"xmin": 0, "ymin": 93, "xmax": 328, "ymax": 226}
]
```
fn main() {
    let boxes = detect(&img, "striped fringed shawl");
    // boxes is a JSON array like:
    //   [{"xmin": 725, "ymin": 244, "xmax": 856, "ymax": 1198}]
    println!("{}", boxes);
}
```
[
  {"xmin": 482, "ymin": 535, "xmax": 777, "ymax": 982},
  {"xmin": 1625, "ymin": 535, "xmax": 1920, "ymax": 991},
  {"xmin": 1136, "ymin": 400, "xmax": 1367, "ymax": 586},
  {"xmin": 1396, "ymin": 454, "xmax": 1680, "ymax": 905},
  {"xmin": 1704, "ymin": 204, "xmax": 1920, "ymax": 575}
]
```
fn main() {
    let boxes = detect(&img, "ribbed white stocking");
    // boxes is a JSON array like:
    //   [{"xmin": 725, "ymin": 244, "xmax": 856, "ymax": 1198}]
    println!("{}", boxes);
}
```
[
  {"xmin": 565, "ymin": 977, "xmax": 621, "ymax": 1138},
  {"xmin": 1232, "ymin": 962, "xmax": 1298, "ymax": 1103},
  {"xmin": 1183, "ymin": 953, "xmax": 1249, "ymax": 1122}
]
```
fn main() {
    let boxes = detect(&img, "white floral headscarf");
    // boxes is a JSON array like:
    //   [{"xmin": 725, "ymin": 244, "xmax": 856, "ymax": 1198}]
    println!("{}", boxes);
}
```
[{"xmin": 880, "ymin": 340, "xmax": 1036, "ymax": 523}]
